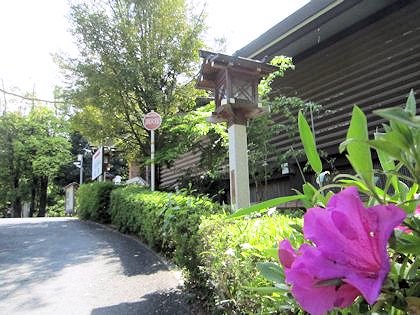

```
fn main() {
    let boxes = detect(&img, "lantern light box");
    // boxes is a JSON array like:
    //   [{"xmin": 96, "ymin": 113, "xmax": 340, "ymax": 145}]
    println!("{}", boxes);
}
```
[{"xmin": 196, "ymin": 50, "xmax": 278, "ymax": 125}]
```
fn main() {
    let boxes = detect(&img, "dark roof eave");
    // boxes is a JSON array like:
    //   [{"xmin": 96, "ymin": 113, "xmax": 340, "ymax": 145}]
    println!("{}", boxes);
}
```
[
  {"xmin": 234, "ymin": 0, "xmax": 401, "ymax": 60},
  {"xmin": 234, "ymin": 0, "xmax": 347, "ymax": 58}
]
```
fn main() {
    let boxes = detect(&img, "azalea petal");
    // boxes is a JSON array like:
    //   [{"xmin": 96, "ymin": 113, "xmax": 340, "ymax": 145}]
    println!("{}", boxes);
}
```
[
  {"xmin": 334, "ymin": 283, "xmax": 360, "ymax": 308},
  {"xmin": 278, "ymin": 240, "xmax": 296, "ymax": 269},
  {"xmin": 285, "ymin": 246, "xmax": 361, "ymax": 315},
  {"xmin": 302, "ymin": 187, "xmax": 406, "ymax": 305},
  {"xmin": 290, "ymin": 274, "xmax": 338, "ymax": 315}
]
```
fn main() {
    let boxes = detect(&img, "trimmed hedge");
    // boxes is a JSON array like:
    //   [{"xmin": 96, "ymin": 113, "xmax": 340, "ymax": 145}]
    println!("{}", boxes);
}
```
[
  {"xmin": 77, "ymin": 182, "xmax": 115, "ymax": 223},
  {"xmin": 109, "ymin": 185, "xmax": 224, "ymax": 282},
  {"xmin": 77, "ymin": 182, "xmax": 304, "ymax": 314}
]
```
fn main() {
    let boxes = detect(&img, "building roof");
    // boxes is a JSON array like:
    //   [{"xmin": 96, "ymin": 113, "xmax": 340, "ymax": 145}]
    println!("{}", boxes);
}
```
[
  {"xmin": 235, "ymin": 0, "xmax": 403, "ymax": 60},
  {"xmin": 197, "ymin": 50, "xmax": 278, "ymax": 90}
]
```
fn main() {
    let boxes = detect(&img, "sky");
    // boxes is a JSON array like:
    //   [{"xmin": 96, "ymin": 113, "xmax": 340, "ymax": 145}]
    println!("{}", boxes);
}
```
[{"xmin": 0, "ymin": 0, "xmax": 309, "ymax": 104}]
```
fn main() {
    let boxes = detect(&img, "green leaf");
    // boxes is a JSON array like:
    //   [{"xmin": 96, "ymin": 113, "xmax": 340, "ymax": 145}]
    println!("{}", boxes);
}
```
[
  {"xmin": 405, "ymin": 89, "xmax": 416, "ymax": 116},
  {"xmin": 374, "ymin": 107, "xmax": 420, "ymax": 128},
  {"xmin": 395, "ymin": 232, "xmax": 420, "ymax": 255},
  {"xmin": 262, "ymin": 247, "xmax": 279, "ymax": 260},
  {"xmin": 346, "ymin": 106, "xmax": 373, "ymax": 187},
  {"xmin": 374, "ymin": 133, "xmax": 396, "ymax": 172},
  {"xmin": 290, "ymin": 224, "xmax": 303, "ymax": 234},
  {"xmin": 315, "ymin": 278, "xmax": 343, "ymax": 287},
  {"xmin": 369, "ymin": 138, "xmax": 403, "ymax": 161},
  {"xmin": 243, "ymin": 286, "xmax": 288, "ymax": 294},
  {"xmin": 256, "ymin": 262, "xmax": 284, "ymax": 284},
  {"xmin": 226, "ymin": 194, "xmax": 305, "ymax": 219},
  {"xmin": 374, "ymin": 132, "xmax": 399, "ymax": 194},
  {"xmin": 298, "ymin": 111, "xmax": 322, "ymax": 174},
  {"xmin": 407, "ymin": 257, "xmax": 420, "ymax": 280}
]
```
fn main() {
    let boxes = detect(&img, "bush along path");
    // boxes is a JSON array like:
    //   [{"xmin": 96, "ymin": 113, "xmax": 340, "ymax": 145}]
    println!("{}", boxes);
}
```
[{"xmin": 77, "ymin": 183, "xmax": 306, "ymax": 314}]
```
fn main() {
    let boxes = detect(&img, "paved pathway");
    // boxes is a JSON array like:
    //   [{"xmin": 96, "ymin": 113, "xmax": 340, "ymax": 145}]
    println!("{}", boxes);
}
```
[{"xmin": 0, "ymin": 218, "xmax": 194, "ymax": 315}]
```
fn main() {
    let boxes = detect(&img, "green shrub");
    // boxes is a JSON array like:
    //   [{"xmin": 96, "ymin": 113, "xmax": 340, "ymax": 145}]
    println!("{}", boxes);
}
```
[
  {"xmin": 85, "ymin": 183, "xmax": 305, "ymax": 313},
  {"xmin": 77, "ymin": 182, "xmax": 115, "ymax": 223},
  {"xmin": 47, "ymin": 199, "xmax": 66, "ymax": 217},
  {"xmin": 198, "ymin": 213, "xmax": 303, "ymax": 314},
  {"xmin": 110, "ymin": 185, "xmax": 224, "ymax": 283}
]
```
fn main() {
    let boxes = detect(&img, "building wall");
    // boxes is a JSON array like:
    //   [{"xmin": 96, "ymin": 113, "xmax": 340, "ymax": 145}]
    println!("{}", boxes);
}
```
[{"xmin": 161, "ymin": 1, "xmax": 420, "ymax": 201}]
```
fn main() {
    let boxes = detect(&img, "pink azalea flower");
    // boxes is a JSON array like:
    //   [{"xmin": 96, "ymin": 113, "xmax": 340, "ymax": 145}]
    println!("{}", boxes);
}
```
[
  {"xmin": 279, "ymin": 187, "xmax": 406, "ymax": 315},
  {"xmin": 279, "ymin": 240, "xmax": 359, "ymax": 315}
]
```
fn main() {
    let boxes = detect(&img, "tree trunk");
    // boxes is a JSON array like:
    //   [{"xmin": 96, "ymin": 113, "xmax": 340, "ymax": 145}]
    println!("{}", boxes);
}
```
[
  {"xmin": 29, "ymin": 177, "xmax": 37, "ymax": 217},
  {"xmin": 12, "ymin": 173, "xmax": 21, "ymax": 217},
  {"xmin": 12, "ymin": 198, "xmax": 22, "ymax": 218},
  {"xmin": 37, "ymin": 176, "xmax": 48, "ymax": 217}
]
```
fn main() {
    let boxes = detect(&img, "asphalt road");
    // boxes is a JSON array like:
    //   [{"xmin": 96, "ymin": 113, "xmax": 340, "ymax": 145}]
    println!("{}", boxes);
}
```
[{"xmin": 0, "ymin": 217, "xmax": 195, "ymax": 315}]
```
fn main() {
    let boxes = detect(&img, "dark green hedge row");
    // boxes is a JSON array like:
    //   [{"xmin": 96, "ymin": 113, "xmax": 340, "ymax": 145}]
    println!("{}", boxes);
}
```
[
  {"xmin": 76, "ymin": 183, "xmax": 303, "ymax": 314},
  {"xmin": 77, "ymin": 182, "xmax": 115, "ymax": 223},
  {"xmin": 109, "ymin": 185, "xmax": 223, "ymax": 281}
]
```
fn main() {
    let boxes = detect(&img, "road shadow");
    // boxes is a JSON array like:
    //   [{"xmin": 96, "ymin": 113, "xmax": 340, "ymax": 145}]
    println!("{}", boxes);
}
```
[
  {"xmin": 82, "ymin": 220, "xmax": 170, "ymax": 276},
  {"xmin": 90, "ymin": 289, "xmax": 197, "ymax": 315},
  {"xmin": 0, "ymin": 218, "xmax": 171, "ymax": 310}
]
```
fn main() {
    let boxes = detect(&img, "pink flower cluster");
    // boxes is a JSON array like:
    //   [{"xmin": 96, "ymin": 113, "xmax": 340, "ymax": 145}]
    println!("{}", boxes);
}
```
[{"xmin": 279, "ymin": 187, "xmax": 406, "ymax": 315}]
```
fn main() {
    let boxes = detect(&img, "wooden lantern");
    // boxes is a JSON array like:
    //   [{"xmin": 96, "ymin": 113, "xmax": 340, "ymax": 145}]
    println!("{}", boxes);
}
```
[{"xmin": 196, "ymin": 50, "xmax": 278, "ymax": 125}]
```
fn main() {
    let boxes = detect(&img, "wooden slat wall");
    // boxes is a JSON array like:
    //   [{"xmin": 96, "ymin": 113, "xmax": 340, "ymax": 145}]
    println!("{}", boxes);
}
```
[
  {"xmin": 271, "ymin": 1, "xmax": 420, "ymax": 157},
  {"xmin": 160, "ymin": 139, "xmax": 208, "ymax": 188},
  {"xmin": 161, "ymin": 2, "xmax": 420, "ymax": 197}
]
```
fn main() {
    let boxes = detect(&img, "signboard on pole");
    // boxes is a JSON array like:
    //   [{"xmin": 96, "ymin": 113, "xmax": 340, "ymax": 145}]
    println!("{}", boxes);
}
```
[
  {"xmin": 92, "ymin": 147, "xmax": 103, "ymax": 180},
  {"xmin": 143, "ymin": 111, "xmax": 162, "ymax": 131},
  {"xmin": 143, "ymin": 111, "xmax": 162, "ymax": 191}
]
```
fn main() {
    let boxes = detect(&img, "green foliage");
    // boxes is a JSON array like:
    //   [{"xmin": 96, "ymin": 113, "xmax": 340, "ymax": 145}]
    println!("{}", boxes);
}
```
[
  {"xmin": 226, "ymin": 194, "xmax": 304, "ymax": 220},
  {"xmin": 258, "ymin": 56, "xmax": 294, "ymax": 97},
  {"xmin": 242, "ymin": 90, "xmax": 420, "ymax": 314},
  {"xmin": 78, "ymin": 185, "xmax": 306, "ymax": 314},
  {"xmin": 26, "ymin": 107, "xmax": 72, "ymax": 178},
  {"xmin": 0, "ymin": 106, "xmax": 72, "ymax": 217},
  {"xmin": 77, "ymin": 182, "xmax": 115, "ymax": 223},
  {"xmin": 298, "ymin": 110, "xmax": 322, "ymax": 174},
  {"xmin": 109, "ymin": 185, "xmax": 223, "ymax": 283},
  {"xmin": 59, "ymin": 0, "xmax": 206, "ymax": 167},
  {"xmin": 156, "ymin": 102, "xmax": 227, "ymax": 166},
  {"xmin": 344, "ymin": 105, "xmax": 374, "ymax": 190},
  {"xmin": 47, "ymin": 199, "xmax": 66, "ymax": 217},
  {"xmin": 198, "ymin": 213, "xmax": 303, "ymax": 314},
  {"xmin": 247, "ymin": 97, "xmax": 325, "ymax": 201}
]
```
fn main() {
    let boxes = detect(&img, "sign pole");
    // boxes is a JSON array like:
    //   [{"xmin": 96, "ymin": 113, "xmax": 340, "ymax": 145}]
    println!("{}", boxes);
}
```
[
  {"xmin": 151, "ymin": 129, "xmax": 155, "ymax": 191},
  {"xmin": 143, "ymin": 111, "xmax": 162, "ymax": 192}
]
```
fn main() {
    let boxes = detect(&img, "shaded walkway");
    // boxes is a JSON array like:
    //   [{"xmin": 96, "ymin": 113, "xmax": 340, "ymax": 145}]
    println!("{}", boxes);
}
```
[{"xmin": 0, "ymin": 218, "xmax": 193, "ymax": 314}]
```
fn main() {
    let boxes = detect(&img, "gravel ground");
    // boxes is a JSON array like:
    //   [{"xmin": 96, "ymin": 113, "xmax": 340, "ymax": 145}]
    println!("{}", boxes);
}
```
[{"xmin": 0, "ymin": 217, "xmax": 197, "ymax": 315}]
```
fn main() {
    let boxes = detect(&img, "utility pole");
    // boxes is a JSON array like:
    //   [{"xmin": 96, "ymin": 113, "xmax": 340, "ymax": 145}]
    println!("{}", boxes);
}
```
[
  {"xmin": 1, "ymin": 79, "xmax": 7, "ymax": 114},
  {"xmin": 77, "ymin": 154, "xmax": 83, "ymax": 184}
]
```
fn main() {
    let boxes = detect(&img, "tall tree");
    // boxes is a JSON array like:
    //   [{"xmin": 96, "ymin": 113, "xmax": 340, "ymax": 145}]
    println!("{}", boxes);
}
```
[
  {"xmin": 26, "ymin": 107, "xmax": 72, "ymax": 216},
  {"xmin": 58, "ymin": 0, "xmax": 205, "ymax": 169},
  {"xmin": 0, "ymin": 107, "xmax": 72, "ymax": 217},
  {"xmin": 0, "ymin": 113, "xmax": 27, "ymax": 217}
]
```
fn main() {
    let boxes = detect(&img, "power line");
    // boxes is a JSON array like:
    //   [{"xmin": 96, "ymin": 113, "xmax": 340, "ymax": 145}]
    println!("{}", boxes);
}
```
[{"xmin": 0, "ymin": 87, "xmax": 67, "ymax": 104}]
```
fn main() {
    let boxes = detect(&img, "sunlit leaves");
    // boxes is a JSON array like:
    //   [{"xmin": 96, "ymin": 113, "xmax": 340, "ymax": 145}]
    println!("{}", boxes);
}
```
[
  {"xmin": 298, "ymin": 111, "xmax": 322, "ymax": 174},
  {"xmin": 345, "ymin": 106, "xmax": 374, "ymax": 189}
]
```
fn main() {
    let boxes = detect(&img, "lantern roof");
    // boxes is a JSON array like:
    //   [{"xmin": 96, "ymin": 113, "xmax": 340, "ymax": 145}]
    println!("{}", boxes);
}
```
[{"xmin": 197, "ymin": 50, "xmax": 278, "ymax": 90}]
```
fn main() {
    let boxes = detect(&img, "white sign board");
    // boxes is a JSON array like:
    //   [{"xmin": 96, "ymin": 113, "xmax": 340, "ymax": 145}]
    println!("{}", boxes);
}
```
[{"xmin": 92, "ymin": 147, "xmax": 103, "ymax": 180}]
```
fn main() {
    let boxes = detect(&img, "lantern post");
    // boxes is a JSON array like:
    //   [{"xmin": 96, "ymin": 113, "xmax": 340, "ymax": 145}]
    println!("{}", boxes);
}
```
[{"xmin": 196, "ymin": 50, "xmax": 277, "ymax": 210}]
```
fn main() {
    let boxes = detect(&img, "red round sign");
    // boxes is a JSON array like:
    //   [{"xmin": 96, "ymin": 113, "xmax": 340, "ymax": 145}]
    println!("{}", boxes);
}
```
[{"xmin": 143, "ymin": 111, "xmax": 162, "ymax": 131}]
